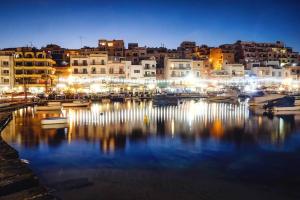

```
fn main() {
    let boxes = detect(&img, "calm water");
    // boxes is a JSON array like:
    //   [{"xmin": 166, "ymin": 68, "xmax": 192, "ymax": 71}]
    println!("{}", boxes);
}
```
[{"xmin": 2, "ymin": 100, "xmax": 300, "ymax": 200}]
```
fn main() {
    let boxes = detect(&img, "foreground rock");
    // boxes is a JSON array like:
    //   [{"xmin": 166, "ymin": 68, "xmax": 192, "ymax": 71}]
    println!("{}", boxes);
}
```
[{"xmin": 0, "ymin": 112, "xmax": 58, "ymax": 200}]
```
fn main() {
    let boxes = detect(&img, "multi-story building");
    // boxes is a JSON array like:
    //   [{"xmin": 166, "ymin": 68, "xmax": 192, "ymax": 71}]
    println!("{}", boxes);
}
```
[
  {"xmin": 70, "ymin": 53, "xmax": 108, "ymax": 79},
  {"xmin": 98, "ymin": 39, "xmax": 125, "ymax": 57},
  {"xmin": 0, "ymin": 55, "xmax": 14, "ymax": 91},
  {"xmin": 41, "ymin": 44, "xmax": 67, "ymax": 66},
  {"xmin": 223, "ymin": 64, "xmax": 245, "ymax": 77},
  {"xmin": 125, "ymin": 46, "xmax": 147, "ymax": 65},
  {"xmin": 209, "ymin": 48, "xmax": 235, "ymax": 70},
  {"xmin": 232, "ymin": 40, "xmax": 299, "ymax": 66},
  {"xmin": 14, "ymin": 51, "xmax": 56, "ymax": 93},
  {"xmin": 164, "ymin": 58, "xmax": 193, "ymax": 80}
]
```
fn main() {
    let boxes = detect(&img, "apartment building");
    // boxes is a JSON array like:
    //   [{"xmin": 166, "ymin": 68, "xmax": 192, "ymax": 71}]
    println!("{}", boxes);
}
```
[
  {"xmin": 98, "ymin": 39, "xmax": 125, "ymax": 57},
  {"xmin": 164, "ymin": 58, "xmax": 193, "ymax": 80},
  {"xmin": 223, "ymin": 64, "xmax": 245, "ymax": 77},
  {"xmin": 70, "ymin": 53, "xmax": 108, "ymax": 79},
  {"xmin": 0, "ymin": 55, "xmax": 14, "ymax": 91},
  {"xmin": 14, "ymin": 51, "xmax": 56, "ymax": 92},
  {"xmin": 209, "ymin": 48, "xmax": 235, "ymax": 70}
]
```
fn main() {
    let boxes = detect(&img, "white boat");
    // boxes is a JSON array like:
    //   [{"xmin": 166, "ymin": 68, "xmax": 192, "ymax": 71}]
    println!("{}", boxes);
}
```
[
  {"xmin": 36, "ymin": 105, "xmax": 62, "ymax": 111},
  {"xmin": 41, "ymin": 117, "xmax": 68, "ymax": 125},
  {"xmin": 248, "ymin": 91, "xmax": 285, "ymax": 106},
  {"xmin": 42, "ymin": 123, "xmax": 68, "ymax": 129},
  {"xmin": 62, "ymin": 101, "xmax": 91, "ymax": 107}
]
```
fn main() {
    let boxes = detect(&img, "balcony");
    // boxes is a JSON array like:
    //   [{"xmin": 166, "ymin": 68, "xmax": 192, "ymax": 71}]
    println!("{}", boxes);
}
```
[
  {"xmin": 171, "ymin": 66, "xmax": 191, "ymax": 70},
  {"xmin": 90, "ymin": 62, "xmax": 106, "ymax": 65},
  {"xmin": 144, "ymin": 73, "xmax": 156, "ymax": 77}
]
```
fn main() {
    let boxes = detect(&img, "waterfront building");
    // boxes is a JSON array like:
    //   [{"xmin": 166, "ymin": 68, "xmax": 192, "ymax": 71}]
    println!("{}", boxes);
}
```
[
  {"xmin": 224, "ymin": 40, "xmax": 299, "ymax": 66},
  {"xmin": 98, "ymin": 39, "xmax": 125, "ymax": 57},
  {"xmin": 41, "ymin": 44, "xmax": 67, "ymax": 66},
  {"xmin": 13, "ymin": 50, "xmax": 56, "ymax": 93},
  {"xmin": 125, "ymin": 46, "xmax": 147, "ymax": 65},
  {"xmin": 223, "ymin": 64, "xmax": 245, "ymax": 77},
  {"xmin": 70, "ymin": 53, "xmax": 108, "ymax": 79},
  {"xmin": 209, "ymin": 48, "xmax": 235, "ymax": 70},
  {"xmin": 0, "ymin": 55, "xmax": 14, "ymax": 91},
  {"xmin": 164, "ymin": 58, "xmax": 193, "ymax": 80}
]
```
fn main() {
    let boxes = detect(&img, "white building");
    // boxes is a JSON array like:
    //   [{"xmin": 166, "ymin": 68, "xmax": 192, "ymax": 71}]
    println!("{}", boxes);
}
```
[
  {"xmin": 126, "ymin": 59, "xmax": 156, "ymax": 81},
  {"xmin": 164, "ymin": 58, "xmax": 193, "ymax": 80},
  {"xmin": 0, "ymin": 55, "xmax": 14, "ymax": 91},
  {"xmin": 70, "ymin": 53, "xmax": 108, "ymax": 79},
  {"xmin": 223, "ymin": 64, "xmax": 245, "ymax": 77}
]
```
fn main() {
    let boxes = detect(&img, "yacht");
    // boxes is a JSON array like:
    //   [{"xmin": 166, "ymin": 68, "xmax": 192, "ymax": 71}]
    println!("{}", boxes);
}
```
[
  {"xmin": 248, "ymin": 91, "xmax": 285, "ymax": 106},
  {"xmin": 264, "ymin": 96, "xmax": 300, "ymax": 112}
]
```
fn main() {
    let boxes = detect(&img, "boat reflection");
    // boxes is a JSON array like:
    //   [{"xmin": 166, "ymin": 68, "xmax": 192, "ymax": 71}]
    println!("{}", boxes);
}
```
[{"xmin": 2, "ymin": 100, "xmax": 300, "ymax": 154}]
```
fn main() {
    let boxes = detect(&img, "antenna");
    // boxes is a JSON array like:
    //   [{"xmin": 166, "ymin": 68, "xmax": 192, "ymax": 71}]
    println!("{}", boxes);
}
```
[{"xmin": 79, "ymin": 36, "xmax": 84, "ymax": 47}]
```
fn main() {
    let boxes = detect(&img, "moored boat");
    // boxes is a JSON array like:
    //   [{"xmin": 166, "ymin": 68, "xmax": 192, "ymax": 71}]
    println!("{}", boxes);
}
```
[
  {"xmin": 248, "ymin": 91, "xmax": 285, "ymax": 106},
  {"xmin": 264, "ymin": 96, "xmax": 300, "ymax": 113},
  {"xmin": 41, "ymin": 117, "xmax": 68, "ymax": 125},
  {"xmin": 62, "ymin": 100, "xmax": 91, "ymax": 107},
  {"xmin": 42, "ymin": 123, "xmax": 68, "ymax": 129}
]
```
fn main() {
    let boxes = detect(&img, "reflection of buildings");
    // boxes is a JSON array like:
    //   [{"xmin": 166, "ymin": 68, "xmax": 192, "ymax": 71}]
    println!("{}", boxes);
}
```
[{"xmin": 2, "ymin": 102, "xmax": 300, "ymax": 153}]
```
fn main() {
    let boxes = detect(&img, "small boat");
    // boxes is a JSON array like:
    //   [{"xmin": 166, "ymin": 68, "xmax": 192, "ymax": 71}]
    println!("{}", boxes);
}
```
[
  {"xmin": 41, "ymin": 117, "xmax": 68, "ymax": 125},
  {"xmin": 36, "ymin": 105, "xmax": 62, "ymax": 111},
  {"xmin": 153, "ymin": 94, "xmax": 178, "ymax": 106},
  {"xmin": 62, "ymin": 100, "xmax": 91, "ymax": 107},
  {"xmin": 42, "ymin": 123, "xmax": 68, "ymax": 129},
  {"xmin": 248, "ymin": 91, "xmax": 285, "ymax": 106},
  {"xmin": 207, "ymin": 90, "xmax": 238, "ymax": 104}
]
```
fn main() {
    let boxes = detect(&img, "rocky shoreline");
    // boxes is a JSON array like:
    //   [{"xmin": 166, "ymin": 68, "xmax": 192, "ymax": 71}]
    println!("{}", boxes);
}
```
[{"xmin": 0, "ymin": 112, "xmax": 58, "ymax": 200}]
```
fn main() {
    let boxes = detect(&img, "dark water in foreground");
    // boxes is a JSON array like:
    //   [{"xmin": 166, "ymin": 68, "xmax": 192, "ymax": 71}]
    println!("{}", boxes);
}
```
[{"xmin": 2, "ymin": 100, "xmax": 300, "ymax": 200}]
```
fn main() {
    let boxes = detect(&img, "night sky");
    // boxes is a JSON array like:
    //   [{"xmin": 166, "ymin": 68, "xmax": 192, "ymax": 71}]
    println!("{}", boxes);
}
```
[{"xmin": 0, "ymin": 0, "xmax": 300, "ymax": 50}]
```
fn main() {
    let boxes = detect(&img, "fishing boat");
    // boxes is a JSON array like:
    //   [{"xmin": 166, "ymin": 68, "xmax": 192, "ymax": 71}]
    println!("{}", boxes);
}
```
[
  {"xmin": 153, "ymin": 94, "xmax": 178, "ymax": 106},
  {"xmin": 41, "ymin": 117, "xmax": 68, "ymax": 125},
  {"xmin": 62, "ymin": 100, "xmax": 91, "ymax": 107},
  {"xmin": 248, "ymin": 91, "xmax": 285, "ymax": 106}
]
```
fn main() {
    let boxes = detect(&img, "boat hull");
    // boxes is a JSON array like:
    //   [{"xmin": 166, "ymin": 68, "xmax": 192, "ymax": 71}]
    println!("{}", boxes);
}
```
[{"xmin": 41, "ymin": 117, "xmax": 68, "ymax": 125}]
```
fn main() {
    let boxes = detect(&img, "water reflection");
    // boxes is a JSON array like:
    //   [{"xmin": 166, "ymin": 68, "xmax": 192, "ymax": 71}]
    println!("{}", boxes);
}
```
[{"xmin": 2, "ymin": 101, "xmax": 299, "ymax": 154}]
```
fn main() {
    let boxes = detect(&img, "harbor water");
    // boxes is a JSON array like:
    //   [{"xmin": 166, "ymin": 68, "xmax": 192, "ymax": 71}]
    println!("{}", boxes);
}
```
[{"xmin": 2, "ymin": 100, "xmax": 300, "ymax": 200}]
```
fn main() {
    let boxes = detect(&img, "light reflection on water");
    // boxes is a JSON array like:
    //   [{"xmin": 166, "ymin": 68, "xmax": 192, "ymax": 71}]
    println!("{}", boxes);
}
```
[{"xmin": 2, "ymin": 100, "xmax": 300, "ymax": 199}]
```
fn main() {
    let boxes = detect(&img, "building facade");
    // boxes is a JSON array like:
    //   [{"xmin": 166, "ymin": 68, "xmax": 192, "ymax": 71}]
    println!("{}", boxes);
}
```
[{"xmin": 14, "ymin": 51, "xmax": 56, "ymax": 93}]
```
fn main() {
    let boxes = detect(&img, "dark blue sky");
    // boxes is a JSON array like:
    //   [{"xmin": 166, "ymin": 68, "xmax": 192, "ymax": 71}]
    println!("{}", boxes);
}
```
[{"xmin": 0, "ymin": 0, "xmax": 300, "ymax": 51}]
